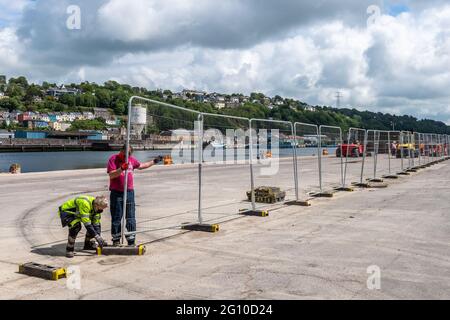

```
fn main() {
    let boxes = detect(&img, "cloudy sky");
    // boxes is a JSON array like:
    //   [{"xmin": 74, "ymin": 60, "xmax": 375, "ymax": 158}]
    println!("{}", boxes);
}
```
[{"xmin": 1, "ymin": 0, "xmax": 450, "ymax": 122}]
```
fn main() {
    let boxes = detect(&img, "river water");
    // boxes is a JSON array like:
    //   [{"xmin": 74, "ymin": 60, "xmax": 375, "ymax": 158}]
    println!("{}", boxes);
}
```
[{"xmin": 0, "ymin": 147, "xmax": 336, "ymax": 173}]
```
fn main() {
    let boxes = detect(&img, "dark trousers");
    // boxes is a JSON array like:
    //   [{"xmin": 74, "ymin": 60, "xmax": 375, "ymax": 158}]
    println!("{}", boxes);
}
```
[
  {"xmin": 110, "ymin": 189, "xmax": 136, "ymax": 244},
  {"xmin": 66, "ymin": 222, "xmax": 101, "ymax": 252}
]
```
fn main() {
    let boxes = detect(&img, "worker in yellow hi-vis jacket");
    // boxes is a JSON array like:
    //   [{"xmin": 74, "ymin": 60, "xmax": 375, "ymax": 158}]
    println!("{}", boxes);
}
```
[{"xmin": 59, "ymin": 195, "xmax": 108, "ymax": 258}]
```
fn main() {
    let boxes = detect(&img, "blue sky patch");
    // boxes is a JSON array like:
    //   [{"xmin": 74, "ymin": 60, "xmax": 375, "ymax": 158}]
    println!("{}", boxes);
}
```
[{"xmin": 387, "ymin": 3, "xmax": 410, "ymax": 16}]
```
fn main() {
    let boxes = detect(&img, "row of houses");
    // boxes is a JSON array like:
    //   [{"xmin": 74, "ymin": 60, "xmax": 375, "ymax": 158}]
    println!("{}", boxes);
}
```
[
  {"xmin": 165, "ymin": 90, "xmax": 251, "ymax": 109},
  {"xmin": 161, "ymin": 89, "xmax": 316, "ymax": 112},
  {"xmin": 0, "ymin": 109, "xmax": 121, "ymax": 131}
]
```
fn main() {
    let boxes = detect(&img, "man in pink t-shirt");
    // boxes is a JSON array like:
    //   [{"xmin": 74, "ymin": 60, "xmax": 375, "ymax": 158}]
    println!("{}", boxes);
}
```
[{"xmin": 107, "ymin": 145, "xmax": 162, "ymax": 245}]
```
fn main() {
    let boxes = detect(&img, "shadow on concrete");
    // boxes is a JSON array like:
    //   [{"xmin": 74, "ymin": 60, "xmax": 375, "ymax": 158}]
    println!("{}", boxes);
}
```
[{"xmin": 31, "ymin": 243, "xmax": 95, "ymax": 257}]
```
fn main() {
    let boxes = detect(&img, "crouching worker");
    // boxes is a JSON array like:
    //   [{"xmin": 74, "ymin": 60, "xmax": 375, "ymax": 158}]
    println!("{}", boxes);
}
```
[{"xmin": 59, "ymin": 195, "xmax": 108, "ymax": 258}]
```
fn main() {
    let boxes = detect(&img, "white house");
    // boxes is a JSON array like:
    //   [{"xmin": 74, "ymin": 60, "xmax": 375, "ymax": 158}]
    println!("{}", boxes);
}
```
[
  {"xmin": 60, "ymin": 123, "xmax": 72, "ymax": 131},
  {"xmin": 304, "ymin": 106, "xmax": 316, "ymax": 112},
  {"xmin": 82, "ymin": 112, "xmax": 95, "ymax": 120}
]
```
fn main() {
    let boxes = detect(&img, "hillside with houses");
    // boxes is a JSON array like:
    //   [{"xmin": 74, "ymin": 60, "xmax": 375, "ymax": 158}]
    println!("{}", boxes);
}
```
[{"xmin": 0, "ymin": 75, "xmax": 449, "ymax": 142}]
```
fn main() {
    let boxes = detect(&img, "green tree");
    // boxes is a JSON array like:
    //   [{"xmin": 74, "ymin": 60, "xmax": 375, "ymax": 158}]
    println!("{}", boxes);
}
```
[
  {"xmin": 6, "ymin": 84, "xmax": 25, "ymax": 99},
  {"xmin": 8, "ymin": 76, "xmax": 28, "ymax": 88},
  {"xmin": 24, "ymin": 84, "xmax": 43, "ymax": 102},
  {"xmin": 59, "ymin": 94, "xmax": 77, "ymax": 108},
  {"xmin": 0, "ymin": 97, "xmax": 23, "ymax": 112},
  {"xmin": 95, "ymin": 89, "xmax": 112, "ymax": 109},
  {"xmin": 77, "ymin": 93, "xmax": 97, "ymax": 108}
]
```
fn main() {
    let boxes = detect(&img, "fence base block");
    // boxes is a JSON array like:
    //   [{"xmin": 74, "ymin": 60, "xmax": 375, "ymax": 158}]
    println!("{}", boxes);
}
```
[
  {"xmin": 382, "ymin": 175, "xmax": 399, "ymax": 179},
  {"xmin": 368, "ymin": 178, "xmax": 384, "ymax": 183},
  {"xmin": 19, "ymin": 262, "xmax": 66, "ymax": 281},
  {"xmin": 239, "ymin": 210, "xmax": 269, "ymax": 217},
  {"xmin": 406, "ymin": 169, "xmax": 417, "ymax": 173},
  {"xmin": 97, "ymin": 245, "xmax": 146, "ymax": 256},
  {"xmin": 352, "ymin": 182, "xmax": 372, "ymax": 188},
  {"xmin": 181, "ymin": 224, "xmax": 220, "ymax": 233},
  {"xmin": 285, "ymin": 200, "xmax": 312, "ymax": 207},
  {"xmin": 397, "ymin": 171, "xmax": 411, "ymax": 176},
  {"xmin": 334, "ymin": 186, "xmax": 354, "ymax": 192},
  {"xmin": 311, "ymin": 192, "xmax": 334, "ymax": 198},
  {"xmin": 369, "ymin": 183, "xmax": 389, "ymax": 189}
]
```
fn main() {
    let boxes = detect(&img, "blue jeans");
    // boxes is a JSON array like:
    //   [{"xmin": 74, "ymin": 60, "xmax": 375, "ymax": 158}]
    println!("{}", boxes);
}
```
[{"xmin": 110, "ymin": 190, "xmax": 136, "ymax": 244}]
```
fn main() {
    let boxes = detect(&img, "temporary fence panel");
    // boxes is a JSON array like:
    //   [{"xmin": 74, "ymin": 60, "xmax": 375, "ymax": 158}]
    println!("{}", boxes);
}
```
[
  {"xmin": 437, "ymin": 134, "xmax": 442, "ymax": 159},
  {"xmin": 423, "ymin": 133, "xmax": 431, "ymax": 164},
  {"xmin": 409, "ymin": 132, "xmax": 417, "ymax": 168},
  {"xmin": 435, "ymin": 134, "xmax": 441, "ymax": 160},
  {"xmin": 436, "ymin": 134, "xmax": 442, "ymax": 159},
  {"xmin": 398, "ymin": 131, "xmax": 410, "ymax": 172},
  {"xmin": 122, "ymin": 97, "xmax": 203, "ymax": 243},
  {"xmin": 414, "ymin": 132, "xmax": 423, "ymax": 167},
  {"xmin": 382, "ymin": 131, "xmax": 402, "ymax": 177},
  {"xmin": 407, "ymin": 131, "xmax": 416, "ymax": 168},
  {"xmin": 363, "ymin": 130, "xmax": 379, "ymax": 182},
  {"xmin": 442, "ymin": 134, "xmax": 447, "ymax": 158},
  {"xmin": 343, "ymin": 128, "xmax": 367, "ymax": 186},
  {"xmin": 431, "ymin": 134, "xmax": 438, "ymax": 161},
  {"xmin": 446, "ymin": 135, "xmax": 450, "ymax": 157},
  {"xmin": 200, "ymin": 112, "xmax": 252, "ymax": 223},
  {"xmin": 429, "ymin": 133, "xmax": 436, "ymax": 163},
  {"xmin": 249, "ymin": 119, "xmax": 296, "ymax": 210},
  {"xmin": 427, "ymin": 133, "xmax": 434, "ymax": 163},
  {"xmin": 293, "ymin": 122, "xmax": 320, "ymax": 200},
  {"xmin": 375, "ymin": 131, "xmax": 394, "ymax": 178},
  {"xmin": 318, "ymin": 125, "xmax": 344, "ymax": 193}
]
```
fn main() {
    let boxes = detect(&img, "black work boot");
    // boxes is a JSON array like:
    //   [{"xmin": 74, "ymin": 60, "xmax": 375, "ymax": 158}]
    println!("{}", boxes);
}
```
[
  {"xmin": 127, "ymin": 238, "xmax": 135, "ymax": 247},
  {"xmin": 83, "ymin": 237, "xmax": 96, "ymax": 251},
  {"xmin": 112, "ymin": 240, "xmax": 120, "ymax": 247},
  {"xmin": 66, "ymin": 236, "xmax": 76, "ymax": 258}
]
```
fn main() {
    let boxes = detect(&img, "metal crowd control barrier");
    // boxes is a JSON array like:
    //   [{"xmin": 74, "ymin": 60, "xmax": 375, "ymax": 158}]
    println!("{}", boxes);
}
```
[
  {"xmin": 200, "ymin": 112, "xmax": 256, "ymax": 219},
  {"xmin": 292, "ymin": 122, "xmax": 320, "ymax": 204},
  {"xmin": 344, "ymin": 128, "xmax": 368, "ymax": 188},
  {"xmin": 316, "ymin": 125, "xmax": 347, "ymax": 196},
  {"xmin": 247, "ymin": 118, "xmax": 301, "ymax": 214}
]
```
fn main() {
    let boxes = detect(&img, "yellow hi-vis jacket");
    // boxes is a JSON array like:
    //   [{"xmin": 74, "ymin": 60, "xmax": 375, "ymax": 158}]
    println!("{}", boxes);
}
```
[{"xmin": 59, "ymin": 196, "xmax": 101, "ymax": 231}]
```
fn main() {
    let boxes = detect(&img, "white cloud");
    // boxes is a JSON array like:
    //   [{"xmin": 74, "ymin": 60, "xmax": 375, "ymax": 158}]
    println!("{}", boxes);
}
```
[{"xmin": 0, "ymin": 28, "xmax": 22, "ymax": 72}]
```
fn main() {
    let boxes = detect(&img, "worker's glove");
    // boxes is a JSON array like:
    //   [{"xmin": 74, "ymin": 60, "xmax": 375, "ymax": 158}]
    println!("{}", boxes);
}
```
[
  {"xmin": 121, "ymin": 162, "xmax": 129, "ymax": 171},
  {"xmin": 94, "ymin": 235, "xmax": 106, "ymax": 248},
  {"xmin": 153, "ymin": 156, "xmax": 163, "ymax": 164}
]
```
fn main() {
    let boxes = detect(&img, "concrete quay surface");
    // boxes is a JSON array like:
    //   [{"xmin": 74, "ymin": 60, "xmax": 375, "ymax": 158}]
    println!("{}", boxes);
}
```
[{"xmin": 0, "ymin": 155, "xmax": 449, "ymax": 299}]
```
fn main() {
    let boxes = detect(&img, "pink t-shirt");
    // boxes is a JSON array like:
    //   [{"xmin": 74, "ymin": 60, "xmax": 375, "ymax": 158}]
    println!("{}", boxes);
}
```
[{"xmin": 107, "ymin": 154, "xmax": 141, "ymax": 192}]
